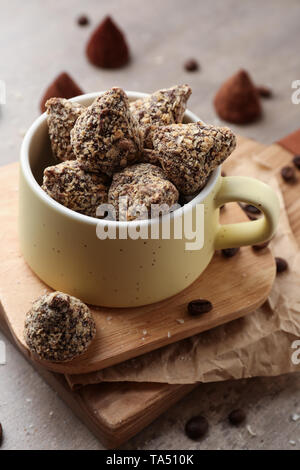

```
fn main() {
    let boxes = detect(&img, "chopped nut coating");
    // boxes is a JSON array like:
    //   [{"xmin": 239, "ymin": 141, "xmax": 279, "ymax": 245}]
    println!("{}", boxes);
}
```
[
  {"xmin": 46, "ymin": 98, "xmax": 84, "ymax": 162},
  {"xmin": 24, "ymin": 292, "xmax": 96, "ymax": 362},
  {"xmin": 130, "ymin": 85, "xmax": 192, "ymax": 150},
  {"xmin": 42, "ymin": 160, "xmax": 109, "ymax": 217},
  {"xmin": 71, "ymin": 88, "xmax": 143, "ymax": 175},
  {"xmin": 108, "ymin": 163, "xmax": 179, "ymax": 221},
  {"xmin": 150, "ymin": 123, "xmax": 236, "ymax": 195}
]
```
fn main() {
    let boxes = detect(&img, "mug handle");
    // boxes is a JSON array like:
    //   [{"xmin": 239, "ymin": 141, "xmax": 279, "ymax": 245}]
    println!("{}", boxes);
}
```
[{"xmin": 214, "ymin": 176, "xmax": 280, "ymax": 250}]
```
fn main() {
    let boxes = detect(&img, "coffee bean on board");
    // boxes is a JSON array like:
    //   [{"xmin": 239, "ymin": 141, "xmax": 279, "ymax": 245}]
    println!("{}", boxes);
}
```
[
  {"xmin": 275, "ymin": 257, "xmax": 288, "ymax": 274},
  {"xmin": 281, "ymin": 165, "xmax": 296, "ymax": 183},
  {"xmin": 252, "ymin": 240, "xmax": 270, "ymax": 251},
  {"xmin": 222, "ymin": 247, "xmax": 240, "ymax": 258},
  {"xmin": 244, "ymin": 204, "xmax": 261, "ymax": 214},
  {"xmin": 188, "ymin": 299, "xmax": 213, "ymax": 316}
]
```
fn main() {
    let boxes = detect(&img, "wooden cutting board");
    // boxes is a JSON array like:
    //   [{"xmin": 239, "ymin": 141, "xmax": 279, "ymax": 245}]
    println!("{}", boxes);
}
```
[
  {"xmin": 0, "ymin": 137, "xmax": 276, "ymax": 375},
  {"xmin": 1, "ymin": 135, "xmax": 287, "ymax": 449},
  {"xmin": 0, "ymin": 309, "xmax": 196, "ymax": 449}
]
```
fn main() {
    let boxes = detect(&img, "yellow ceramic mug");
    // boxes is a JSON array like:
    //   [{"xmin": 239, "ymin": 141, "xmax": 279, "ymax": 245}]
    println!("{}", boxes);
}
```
[{"xmin": 19, "ymin": 92, "xmax": 280, "ymax": 307}]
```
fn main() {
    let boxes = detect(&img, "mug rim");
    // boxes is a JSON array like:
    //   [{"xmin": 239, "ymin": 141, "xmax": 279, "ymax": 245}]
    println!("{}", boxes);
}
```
[{"xmin": 20, "ymin": 91, "xmax": 220, "ymax": 228}]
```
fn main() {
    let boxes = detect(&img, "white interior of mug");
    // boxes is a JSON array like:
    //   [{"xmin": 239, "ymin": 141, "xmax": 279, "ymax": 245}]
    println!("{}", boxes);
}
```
[{"xmin": 20, "ymin": 91, "xmax": 221, "ymax": 228}]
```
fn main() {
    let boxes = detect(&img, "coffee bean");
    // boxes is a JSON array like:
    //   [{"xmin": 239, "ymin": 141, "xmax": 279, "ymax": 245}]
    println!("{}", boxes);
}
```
[
  {"xmin": 184, "ymin": 59, "xmax": 199, "ymax": 72},
  {"xmin": 240, "ymin": 203, "xmax": 261, "ymax": 220},
  {"xmin": 256, "ymin": 85, "xmax": 272, "ymax": 98},
  {"xmin": 275, "ymin": 257, "xmax": 288, "ymax": 274},
  {"xmin": 0, "ymin": 422, "xmax": 3, "ymax": 447},
  {"xmin": 221, "ymin": 170, "xmax": 226, "ymax": 177},
  {"xmin": 185, "ymin": 415, "xmax": 208, "ymax": 440},
  {"xmin": 77, "ymin": 15, "xmax": 89, "ymax": 26},
  {"xmin": 247, "ymin": 214, "xmax": 258, "ymax": 221},
  {"xmin": 252, "ymin": 240, "xmax": 270, "ymax": 251},
  {"xmin": 222, "ymin": 247, "xmax": 240, "ymax": 258},
  {"xmin": 293, "ymin": 155, "xmax": 300, "ymax": 169},
  {"xmin": 188, "ymin": 299, "xmax": 212, "ymax": 316},
  {"xmin": 220, "ymin": 204, "xmax": 226, "ymax": 210},
  {"xmin": 281, "ymin": 165, "xmax": 296, "ymax": 183},
  {"xmin": 228, "ymin": 409, "xmax": 246, "ymax": 426},
  {"xmin": 244, "ymin": 204, "xmax": 261, "ymax": 215}
]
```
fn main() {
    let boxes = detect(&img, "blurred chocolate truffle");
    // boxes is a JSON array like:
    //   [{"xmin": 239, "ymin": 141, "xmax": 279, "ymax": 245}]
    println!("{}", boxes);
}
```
[
  {"xmin": 86, "ymin": 16, "xmax": 130, "ymax": 68},
  {"xmin": 40, "ymin": 72, "xmax": 83, "ymax": 113},
  {"xmin": 214, "ymin": 69, "xmax": 261, "ymax": 124}
]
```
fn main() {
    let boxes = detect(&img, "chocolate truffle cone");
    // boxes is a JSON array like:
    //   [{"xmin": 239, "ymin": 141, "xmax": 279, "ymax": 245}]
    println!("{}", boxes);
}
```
[
  {"xmin": 214, "ymin": 69, "xmax": 261, "ymax": 124},
  {"xmin": 42, "ymin": 160, "xmax": 109, "ymax": 217},
  {"xmin": 148, "ymin": 123, "xmax": 236, "ymax": 195},
  {"xmin": 131, "ymin": 84, "xmax": 192, "ymax": 150},
  {"xmin": 108, "ymin": 163, "xmax": 179, "ymax": 221},
  {"xmin": 40, "ymin": 72, "xmax": 83, "ymax": 113},
  {"xmin": 86, "ymin": 16, "xmax": 130, "ymax": 68},
  {"xmin": 71, "ymin": 88, "xmax": 142, "ymax": 175},
  {"xmin": 45, "ymin": 98, "xmax": 84, "ymax": 162},
  {"xmin": 24, "ymin": 292, "xmax": 96, "ymax": 362}
]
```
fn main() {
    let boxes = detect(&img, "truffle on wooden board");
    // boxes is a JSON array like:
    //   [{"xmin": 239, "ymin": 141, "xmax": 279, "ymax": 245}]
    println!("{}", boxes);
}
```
[{"xmin": 24, "ymin": 292, "xmax": 96, "ymax": 362}]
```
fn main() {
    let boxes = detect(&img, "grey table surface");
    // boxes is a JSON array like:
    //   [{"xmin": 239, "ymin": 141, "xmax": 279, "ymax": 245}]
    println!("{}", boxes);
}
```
[{"xmin": 0, "ymin": 0, "xmax": 300, "ymax": 450}]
